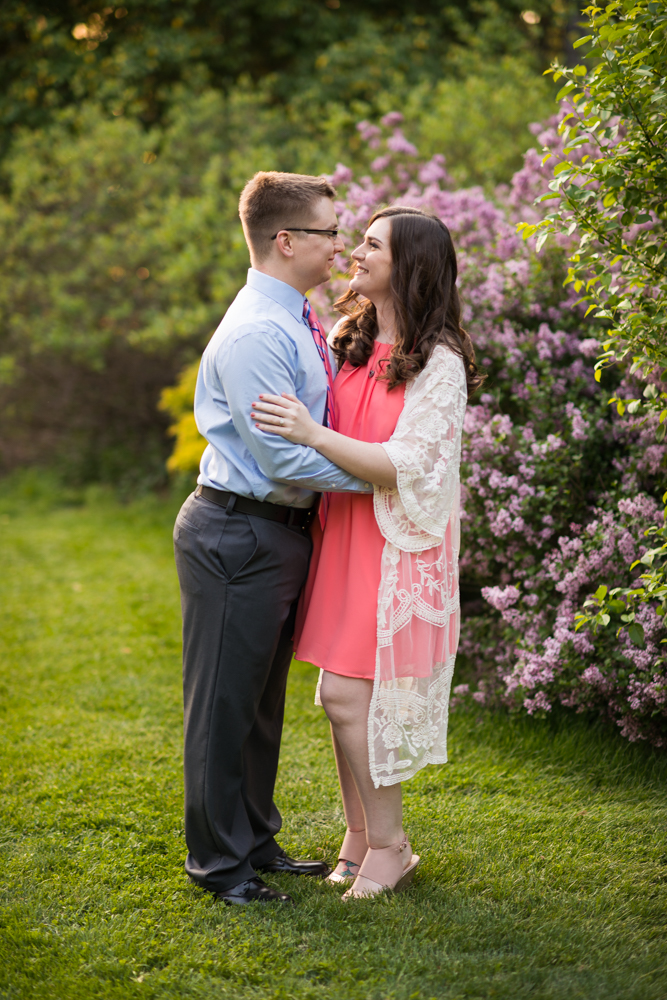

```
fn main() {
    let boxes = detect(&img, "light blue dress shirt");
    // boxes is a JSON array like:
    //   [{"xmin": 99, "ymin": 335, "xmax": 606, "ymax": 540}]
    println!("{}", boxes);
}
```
[{"xmin": 196, "ymin": 269, "xmax": 371, "ymax": 507}]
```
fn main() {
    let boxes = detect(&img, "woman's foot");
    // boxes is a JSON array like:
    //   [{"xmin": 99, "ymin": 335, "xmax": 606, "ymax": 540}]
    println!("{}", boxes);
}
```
[
  {"xmin": 342, "ymin": 835, "xmax": 419, "ymax": 900},
  {"xmin": 326, "ymin": 829, "xmax": 368, "ymax": 885}
]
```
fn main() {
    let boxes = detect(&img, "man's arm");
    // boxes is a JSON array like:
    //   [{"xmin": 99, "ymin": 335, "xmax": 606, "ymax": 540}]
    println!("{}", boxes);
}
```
[{"xmin": 212, "ymin": 326, "xmax": 372, "ymax": 493}]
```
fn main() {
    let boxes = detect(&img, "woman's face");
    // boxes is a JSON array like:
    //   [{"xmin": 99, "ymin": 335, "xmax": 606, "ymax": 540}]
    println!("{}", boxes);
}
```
[{"xmin": 349, "ymin": 217, "xmax": 393, "ymax": 303}]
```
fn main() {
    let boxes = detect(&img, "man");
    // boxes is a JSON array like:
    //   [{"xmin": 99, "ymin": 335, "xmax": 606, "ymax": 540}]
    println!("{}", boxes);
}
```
[{"xmin": 173, "ymin": 171, "xmax": 372, "ymax": 906}]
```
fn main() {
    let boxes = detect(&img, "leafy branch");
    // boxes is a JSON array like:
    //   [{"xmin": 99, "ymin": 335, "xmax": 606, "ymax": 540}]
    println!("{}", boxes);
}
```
[{"xmin": 517, "ymin": 0, "xmax": 667, "ymax": 391}]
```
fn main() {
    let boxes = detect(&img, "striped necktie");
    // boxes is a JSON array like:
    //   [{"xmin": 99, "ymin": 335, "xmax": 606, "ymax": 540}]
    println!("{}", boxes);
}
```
[{"xmin": 303, "ymin": 297, "xmax": 336, "ymax": 528}]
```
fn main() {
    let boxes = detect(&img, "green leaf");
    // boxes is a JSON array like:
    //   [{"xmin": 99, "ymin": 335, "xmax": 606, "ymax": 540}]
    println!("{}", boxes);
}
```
[
  {"xmin": 535, "ymin": 231, "xmax": 550, "ymax": 252},
  {"xmin": 554, "ymin": 160, "xmax": 573, "ymax": 176},
  {"xmin": 627, "ymin": 622, "xmax": 646, "ymax": 649},
  {"xmin": 573, "ymin": 34, "xmax": 594, "ymax": 48},
  {"xmin": 556, "ymin": 82, "xmax": 577, "ymax": 101},
  {"xmin": 594, "ymin": 584, "xmax": 608, "ymax": 600}
]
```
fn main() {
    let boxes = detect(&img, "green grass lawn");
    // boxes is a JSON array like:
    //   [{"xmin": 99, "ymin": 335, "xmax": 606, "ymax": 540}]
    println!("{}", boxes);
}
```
[{"xmin": 1, "ymin": 486, "xmax": 666, "ymax": 1000}]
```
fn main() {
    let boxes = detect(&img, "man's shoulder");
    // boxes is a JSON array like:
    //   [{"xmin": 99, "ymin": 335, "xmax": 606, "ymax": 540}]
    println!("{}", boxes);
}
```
[{"xmin": 203, "ymin": 285, "xmax": 303, "ymax": 367}]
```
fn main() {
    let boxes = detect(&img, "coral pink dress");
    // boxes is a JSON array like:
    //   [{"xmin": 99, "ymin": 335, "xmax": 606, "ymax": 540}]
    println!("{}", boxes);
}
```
[{"xmin": 296, "ymin": 341, "xmax": 405, "ymax": 679}]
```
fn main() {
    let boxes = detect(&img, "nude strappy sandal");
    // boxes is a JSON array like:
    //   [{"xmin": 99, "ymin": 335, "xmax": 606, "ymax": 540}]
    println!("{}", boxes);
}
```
[
  {"xmin": 341, "ymin": 834, "xmax": 420, "ymax": 900},
  {"xmin": 326, "ymin": 829, "xmax": 368, "ymax": 885}
]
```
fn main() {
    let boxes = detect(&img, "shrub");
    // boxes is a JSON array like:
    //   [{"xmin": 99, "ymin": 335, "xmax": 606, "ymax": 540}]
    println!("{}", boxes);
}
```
[{"xmin": 158, "ymin": 361, "xmax": 202, "ymax": 478}]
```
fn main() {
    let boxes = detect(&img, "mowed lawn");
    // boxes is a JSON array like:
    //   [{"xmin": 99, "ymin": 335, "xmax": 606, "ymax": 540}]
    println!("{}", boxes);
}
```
[{"xmin": 1, "ymin": 486, "xmax": 666, "ymax": 1000}]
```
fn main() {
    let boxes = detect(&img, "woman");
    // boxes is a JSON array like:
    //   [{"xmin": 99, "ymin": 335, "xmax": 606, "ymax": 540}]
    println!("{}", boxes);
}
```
[{"xmin": 251, "ymin": 206, "xmax": 482, "ymax": 899}]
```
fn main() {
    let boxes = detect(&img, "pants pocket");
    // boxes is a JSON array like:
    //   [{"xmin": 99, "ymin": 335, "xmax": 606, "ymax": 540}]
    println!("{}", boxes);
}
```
[{"xmin": 217, "ymin": 513, "xmax": 259, "ymax": 583}]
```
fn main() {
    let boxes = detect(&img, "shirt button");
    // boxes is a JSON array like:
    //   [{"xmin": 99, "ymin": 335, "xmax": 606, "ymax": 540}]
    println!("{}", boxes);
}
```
[{"xmin": 364, "ymin": 482, "xmax": 371, "ymax": 489}]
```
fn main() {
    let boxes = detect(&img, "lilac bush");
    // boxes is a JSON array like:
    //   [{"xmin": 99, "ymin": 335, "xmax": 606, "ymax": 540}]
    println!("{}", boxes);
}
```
[
  {"xmin": 516, "ymin": 1, "xmax": 667, "ymax": 672},
  {"xmin": 314, "ymin": 113, "xmax": 667, "ymax": 746}
]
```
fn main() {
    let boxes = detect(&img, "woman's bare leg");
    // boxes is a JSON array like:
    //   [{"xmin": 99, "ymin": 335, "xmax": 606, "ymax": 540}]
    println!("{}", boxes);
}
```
[
  {"xmin": 320, "ymin": 672, "xmax": 403, "ymax": 851},
  {"xmin": 327, "ymin": 727, "xmax": 368, "ymax": 880},
  {"xmin": 331, "ymin": 726, "xmax": 365, "ymax": 833}
]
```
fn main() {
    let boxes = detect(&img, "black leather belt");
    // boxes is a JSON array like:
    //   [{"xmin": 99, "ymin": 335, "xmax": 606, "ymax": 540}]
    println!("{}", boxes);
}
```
[{"xmin": 196, "ymin": 485, "xmax": 315, "ymax": 529}]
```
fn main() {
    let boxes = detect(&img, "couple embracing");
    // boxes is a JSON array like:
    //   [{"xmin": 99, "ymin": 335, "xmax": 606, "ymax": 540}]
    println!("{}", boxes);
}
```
[{"xmin": 173, "ymin": 170, "xmax": 481, "ymax": 906}]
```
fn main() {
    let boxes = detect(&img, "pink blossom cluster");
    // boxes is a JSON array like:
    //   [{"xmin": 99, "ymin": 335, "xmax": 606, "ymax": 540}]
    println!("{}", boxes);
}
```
[{"xmin": 319, "ymin": 114, "xmax": 667, "ymax": 747}]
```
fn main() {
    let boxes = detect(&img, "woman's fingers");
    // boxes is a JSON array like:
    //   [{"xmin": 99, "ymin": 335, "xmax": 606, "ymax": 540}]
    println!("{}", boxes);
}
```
[
  {"xmin": 254, "ymin": 417, "xmax": 291, "ymax": 436},
  {"xmin": 252, "ymin": 400, "xmax": 283, "ymax": 414},
  {"xmin": 251, "ymin": 411, "xmax": 289, "ymax": 425},
  {"xmin": 253, "ymin": 398, "xmax": 298, "ymax": 415},
  {"xmin": 252, "ymin": 392, "xmax": 306, "ymax": 442},
  {"xmin": 258, "ymin": 393, "xmax": 289, "ymax": 406}
]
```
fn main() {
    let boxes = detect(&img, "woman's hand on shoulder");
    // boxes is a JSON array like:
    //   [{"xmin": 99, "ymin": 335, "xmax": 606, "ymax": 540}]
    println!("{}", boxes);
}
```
[{"xmin": 251, "ymin": 393, "xmax": 321, "ymax": 447}]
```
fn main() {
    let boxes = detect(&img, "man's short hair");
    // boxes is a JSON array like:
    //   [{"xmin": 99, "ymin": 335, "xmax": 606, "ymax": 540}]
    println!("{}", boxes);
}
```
[{"xmin": 239, "ymin": 171, "xmax": 337, "ymax": 263}]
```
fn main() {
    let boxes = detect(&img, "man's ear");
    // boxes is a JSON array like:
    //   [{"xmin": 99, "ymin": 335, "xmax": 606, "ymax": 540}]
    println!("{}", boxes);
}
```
[{"xmin": 274, "ymin": 231, "xmax": 295, "ymax": 258}]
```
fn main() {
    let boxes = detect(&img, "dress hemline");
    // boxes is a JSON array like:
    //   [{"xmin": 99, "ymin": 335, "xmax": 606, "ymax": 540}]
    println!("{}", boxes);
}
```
[{"xmin": 295, "ymin": 643, "xmax": 375, "ymax": 681}]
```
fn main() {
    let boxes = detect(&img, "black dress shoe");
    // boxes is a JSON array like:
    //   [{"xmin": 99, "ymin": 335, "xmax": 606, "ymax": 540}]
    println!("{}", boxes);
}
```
[
  {"xmin": 215, "ymin": 876, "xmax": 294, "ymax": 906},
  {"xmin": 256, "ymin": 849, "xmax": 331, "ymax": 878}
]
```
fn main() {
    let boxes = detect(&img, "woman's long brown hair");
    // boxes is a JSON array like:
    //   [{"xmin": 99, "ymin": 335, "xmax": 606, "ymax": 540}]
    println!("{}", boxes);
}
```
[{"xmin": 332, "ymin": 206, "xmax": 485, "ymax": 397}]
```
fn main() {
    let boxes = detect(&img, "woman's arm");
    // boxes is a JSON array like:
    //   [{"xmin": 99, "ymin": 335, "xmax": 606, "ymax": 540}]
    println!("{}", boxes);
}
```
[{"xmin": 251, "ymin": 393, "xmax": 398, "ymax": 489}]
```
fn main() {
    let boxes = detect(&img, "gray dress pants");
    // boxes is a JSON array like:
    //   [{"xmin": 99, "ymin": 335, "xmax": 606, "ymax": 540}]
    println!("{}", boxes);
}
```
[{"xmin": 173, "ymin": 491, "xmax": 312, "ymax": 893}]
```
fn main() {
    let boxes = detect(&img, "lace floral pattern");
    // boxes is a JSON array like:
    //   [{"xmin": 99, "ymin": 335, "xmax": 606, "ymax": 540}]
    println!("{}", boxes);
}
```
[{"xmin": 369, "ymin": 346, "xmax": 467, "ymax": 787}]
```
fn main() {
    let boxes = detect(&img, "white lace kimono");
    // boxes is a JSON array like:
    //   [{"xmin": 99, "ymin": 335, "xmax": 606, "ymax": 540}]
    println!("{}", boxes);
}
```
[{"xmin": 367, "ymin": 345, "xmax": 467, "ymax": 787}]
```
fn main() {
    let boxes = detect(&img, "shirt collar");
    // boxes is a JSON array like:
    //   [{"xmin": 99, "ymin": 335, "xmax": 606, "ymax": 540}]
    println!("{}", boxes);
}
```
[{"xmin": 247, "ymin": 268, "xmax": 306, "ymax": 323}]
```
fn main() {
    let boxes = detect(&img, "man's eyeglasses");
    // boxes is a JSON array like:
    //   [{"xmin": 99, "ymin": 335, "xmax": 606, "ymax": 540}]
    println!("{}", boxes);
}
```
[{"xmin": 270, "ymin": 228, "xmax": 339, "ymax": 240}]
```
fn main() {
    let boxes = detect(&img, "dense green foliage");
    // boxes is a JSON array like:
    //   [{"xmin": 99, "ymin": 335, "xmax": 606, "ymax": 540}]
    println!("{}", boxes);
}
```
[
  {"xmin": 0, "ymin": 0, "xmax": 576, "ymax": 140},
  {"xmin": 1, "ymin": 484, "xmax": 666, "ymax": 998},
  {"xmin": 0, "ymin": 58, "xmax": 555, "ymax": 484},
  {"xmin": 519, "ymin": 0, "xmax": 667, "ymax": 395}
]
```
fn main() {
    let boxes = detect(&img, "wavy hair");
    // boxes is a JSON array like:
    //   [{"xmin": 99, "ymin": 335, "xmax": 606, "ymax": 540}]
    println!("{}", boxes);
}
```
[{"xmin": 332, "ymin": 206, "xmax": 484, "ymax": 397}]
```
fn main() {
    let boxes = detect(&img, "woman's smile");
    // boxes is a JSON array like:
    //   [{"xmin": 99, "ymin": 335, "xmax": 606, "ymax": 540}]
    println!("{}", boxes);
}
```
[{"xmin": 348, "ymin": 217, "xmax": 393, "ymax": 304}]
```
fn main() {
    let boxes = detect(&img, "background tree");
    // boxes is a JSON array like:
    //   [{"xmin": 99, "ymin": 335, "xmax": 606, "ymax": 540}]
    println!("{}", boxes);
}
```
[{"xmin": 0, "ymin": 0, "xmax": 580, "ymax": 144}]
